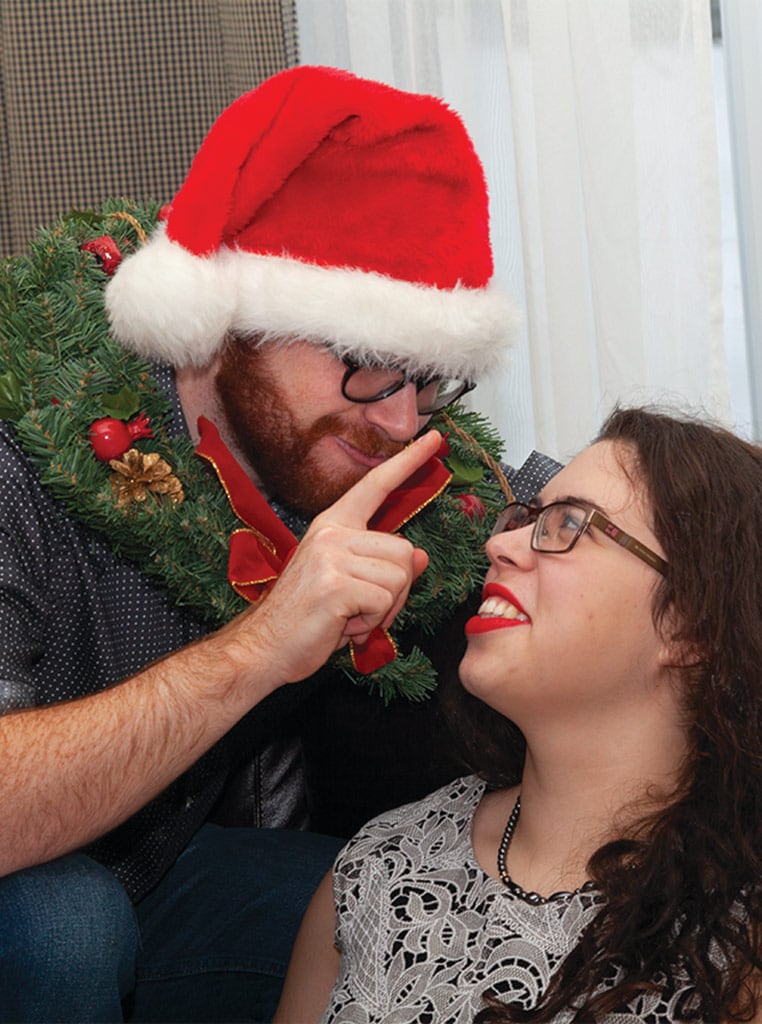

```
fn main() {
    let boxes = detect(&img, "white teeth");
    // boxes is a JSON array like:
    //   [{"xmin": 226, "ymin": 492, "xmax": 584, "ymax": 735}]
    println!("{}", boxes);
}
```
[{"xmin": 478, "ymin": 596, "xmax": 529, "ymax": 621}]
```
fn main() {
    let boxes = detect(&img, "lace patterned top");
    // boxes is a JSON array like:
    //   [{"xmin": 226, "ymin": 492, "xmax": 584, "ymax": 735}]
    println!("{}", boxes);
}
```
[{"xmin": 322, "ymin": 775, "xmax": 696, "ymax": 1024}]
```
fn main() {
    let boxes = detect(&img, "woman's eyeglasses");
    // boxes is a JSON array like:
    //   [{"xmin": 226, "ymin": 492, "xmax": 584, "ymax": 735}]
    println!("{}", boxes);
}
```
[
  {"xmin": 492, "ymin": 500, "xmax": 668, "ymax": 575},
  {"xmin": 341, "ymin": 358, "xmax": 475, "ymax": 415}
]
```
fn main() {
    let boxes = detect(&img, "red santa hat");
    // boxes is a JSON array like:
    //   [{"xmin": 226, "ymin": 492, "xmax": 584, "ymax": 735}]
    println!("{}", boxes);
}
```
[{"xmin": 105, "ymin": 65, "xmax": 518, "ymax": 381}]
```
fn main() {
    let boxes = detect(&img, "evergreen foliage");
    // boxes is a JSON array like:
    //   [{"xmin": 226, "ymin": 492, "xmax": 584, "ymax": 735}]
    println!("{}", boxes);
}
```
[{"xmin": 0, "ymin": 201, "xmax": 509, "ymax": 702}]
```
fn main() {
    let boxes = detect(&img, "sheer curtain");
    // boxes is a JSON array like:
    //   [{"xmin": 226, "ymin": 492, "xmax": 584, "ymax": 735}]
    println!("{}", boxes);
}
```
[
  {"xmin": 296, "ymin": 0, "xmax": 729, "ymax": 466},
  {"xmin": 720, "ymin": 0, "xmax": 762, "ymax": 436}
]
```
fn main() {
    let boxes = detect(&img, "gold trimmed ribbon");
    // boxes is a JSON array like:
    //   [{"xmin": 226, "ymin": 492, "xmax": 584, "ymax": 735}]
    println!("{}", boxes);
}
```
[{"xmin": 195, "ymin": 417, "xmax": 452, "ymax": 673}]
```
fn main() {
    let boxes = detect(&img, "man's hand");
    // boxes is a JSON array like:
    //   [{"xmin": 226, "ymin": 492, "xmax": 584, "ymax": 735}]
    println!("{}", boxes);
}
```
[
  {"xmin": 0, "ymin": 429, "xmax": 443, "ymax": 877},
  {"xmin": 229, "ymin": 429, "xmax": 441, "ymax": 687}
]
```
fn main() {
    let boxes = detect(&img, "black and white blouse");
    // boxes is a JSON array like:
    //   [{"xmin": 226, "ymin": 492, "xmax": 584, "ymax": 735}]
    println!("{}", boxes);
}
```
[{"xmin": 325, "ymin": 775, "xmax": 697, "ymax": 1024}]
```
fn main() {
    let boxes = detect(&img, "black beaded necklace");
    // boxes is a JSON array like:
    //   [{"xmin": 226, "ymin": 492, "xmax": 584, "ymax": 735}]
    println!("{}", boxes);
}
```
[{"xmin": 497, "ymin": 794, "xmax": 598, "ymax": 905}]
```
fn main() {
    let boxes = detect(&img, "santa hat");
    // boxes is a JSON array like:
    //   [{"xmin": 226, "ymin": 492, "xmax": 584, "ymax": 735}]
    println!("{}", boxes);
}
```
[{"xmin": 105, "ymin": 65, "xmax": 518, "ymax": 380}]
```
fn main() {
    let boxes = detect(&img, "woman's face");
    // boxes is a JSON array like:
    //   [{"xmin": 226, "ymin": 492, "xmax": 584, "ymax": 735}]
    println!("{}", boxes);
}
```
[{"xmin": 459, "ymin": 440, "xmax": 673, "ymax": 732}]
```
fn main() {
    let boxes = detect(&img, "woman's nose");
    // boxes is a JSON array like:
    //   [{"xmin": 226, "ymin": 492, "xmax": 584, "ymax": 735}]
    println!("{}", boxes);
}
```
[{"xmin": 485, "ymin": 522, "xmax": 537, "ymax": 569}]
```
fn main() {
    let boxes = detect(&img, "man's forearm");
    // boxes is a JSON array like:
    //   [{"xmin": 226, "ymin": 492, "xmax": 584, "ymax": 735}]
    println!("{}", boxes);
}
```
[
  {"xmin": 0, "ymin": 430, "xmax": 440, "ymax": 877},
  {"xmin": 0, "ymin": 628, "xmax": 270, "ymax": 877}
]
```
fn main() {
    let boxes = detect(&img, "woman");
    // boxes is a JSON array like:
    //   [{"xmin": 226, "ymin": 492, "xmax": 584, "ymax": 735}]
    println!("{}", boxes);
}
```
[{"xmin": 275, "ymin": 407, "xmax": 762, "ymax": 1023}]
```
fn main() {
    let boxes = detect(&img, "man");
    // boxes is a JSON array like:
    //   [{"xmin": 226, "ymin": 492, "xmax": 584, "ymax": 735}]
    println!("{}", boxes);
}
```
[{"xmin": 0, "ymin": 66, "xmax": 555, "ymax": 1021}]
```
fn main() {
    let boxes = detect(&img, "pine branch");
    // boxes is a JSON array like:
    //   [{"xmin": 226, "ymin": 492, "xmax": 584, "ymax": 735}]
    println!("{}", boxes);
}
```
[{"xmin": 0, "ymin": 199, "xmax": 509, "ymax": 701}]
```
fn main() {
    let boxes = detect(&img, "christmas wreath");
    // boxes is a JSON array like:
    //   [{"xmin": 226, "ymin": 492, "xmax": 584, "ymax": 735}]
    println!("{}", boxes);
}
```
[{"xmin": 0, "ymin": 199, "xmax": 510, "ymax": 702}]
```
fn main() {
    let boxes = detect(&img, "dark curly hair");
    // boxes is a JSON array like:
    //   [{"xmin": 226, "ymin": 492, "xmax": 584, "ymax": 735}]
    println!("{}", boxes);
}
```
[{"xmin": 454, "ymin": 406, "xmax": 762, "ymax": 1022}]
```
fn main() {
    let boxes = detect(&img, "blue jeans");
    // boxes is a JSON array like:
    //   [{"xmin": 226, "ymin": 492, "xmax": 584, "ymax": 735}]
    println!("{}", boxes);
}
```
[{"xmin": 0, "ymin": 824, "xmax": 342, "ymax": 1022}]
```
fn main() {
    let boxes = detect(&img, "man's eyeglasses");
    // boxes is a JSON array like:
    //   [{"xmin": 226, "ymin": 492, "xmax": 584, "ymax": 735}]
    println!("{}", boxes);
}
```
[
  {"xmin": 492, "ymin": 500, "xmax": 668, "ymax": 575},
  {"xmin": 341, "ymin": 359, "xmax": 475, "ymax": 415}
]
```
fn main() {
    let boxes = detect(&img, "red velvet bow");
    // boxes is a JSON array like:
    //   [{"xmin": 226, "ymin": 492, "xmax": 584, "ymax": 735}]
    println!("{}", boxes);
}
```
[{"xmin": 195, "ymin": 417, "xmax": 452, "ymax": 673}]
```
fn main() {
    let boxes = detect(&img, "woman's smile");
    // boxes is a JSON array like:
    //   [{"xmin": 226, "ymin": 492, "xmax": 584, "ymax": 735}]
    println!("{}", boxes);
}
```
[{"xmin": 465, "ymin": 582, "xmax": 531, "ymax": 635}]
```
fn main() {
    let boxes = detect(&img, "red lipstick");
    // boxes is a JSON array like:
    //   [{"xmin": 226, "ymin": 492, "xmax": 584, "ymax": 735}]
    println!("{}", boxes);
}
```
[{"xmin": 465, "ymin": 582, "xmax": 530, "ymax": 636}]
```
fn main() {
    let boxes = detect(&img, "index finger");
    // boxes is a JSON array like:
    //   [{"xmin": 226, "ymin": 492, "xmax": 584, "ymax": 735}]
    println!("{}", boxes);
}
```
[{"xmin": 324, "ymin": 429, "xmax": 443, "ymax": 527}]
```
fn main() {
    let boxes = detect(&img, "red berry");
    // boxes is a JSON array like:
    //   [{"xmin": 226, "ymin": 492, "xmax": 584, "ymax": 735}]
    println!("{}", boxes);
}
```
[
  {"xmin": 80, "ymin": 235, "xmax": 122, "ymax": 276},
  {"xmin": 456, "ymin": 493, "xmax": 485, "ymax": 521},
  {"xmin": 89, "ymin": 418, "xmax": 131, "ymax": 461},
  {"xmin": 88, "ymin": 412, "xmax": 153, "ymax": 462}
]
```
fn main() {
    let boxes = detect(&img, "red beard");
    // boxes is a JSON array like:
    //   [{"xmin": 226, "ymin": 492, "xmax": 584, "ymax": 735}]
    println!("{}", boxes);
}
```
[{"xmin": 215, "ymin": 342, "xmax": 403, "ymax": 515}]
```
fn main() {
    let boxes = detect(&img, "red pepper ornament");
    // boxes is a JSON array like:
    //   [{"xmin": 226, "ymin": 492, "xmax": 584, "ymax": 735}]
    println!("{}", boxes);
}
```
[
  {"xmin": 89, "ymin": 412, "xmax": 154, "ymax": 462},
  {"xmin": 80, "ymin": 235, "xmax": 122, "ymax": 276}
]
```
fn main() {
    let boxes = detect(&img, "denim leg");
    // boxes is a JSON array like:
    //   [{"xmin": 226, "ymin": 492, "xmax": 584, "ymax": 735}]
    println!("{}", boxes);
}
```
[
  {"xmin": 129, "ymin": 825, "xmax": 343, "ymax": 1024},
  {"xmin": 0, "ymin": 853, "xmax": 138, "ymax": 1023}
]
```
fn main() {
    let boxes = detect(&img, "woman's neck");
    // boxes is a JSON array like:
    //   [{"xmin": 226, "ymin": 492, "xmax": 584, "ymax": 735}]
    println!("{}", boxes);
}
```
[{"xmin": 473, "ymin": 703, "xmax": 688, "ymax": 898}]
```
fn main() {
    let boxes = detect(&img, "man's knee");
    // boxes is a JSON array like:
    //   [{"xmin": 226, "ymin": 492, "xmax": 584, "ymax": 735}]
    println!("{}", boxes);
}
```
[
  {"xmin": 133, "ymin": 826, "xmax": 343, "ymax": 1023},
  {"xmin": 0, "ymin": 854, "xmax": 138, "ymax": 1021}
]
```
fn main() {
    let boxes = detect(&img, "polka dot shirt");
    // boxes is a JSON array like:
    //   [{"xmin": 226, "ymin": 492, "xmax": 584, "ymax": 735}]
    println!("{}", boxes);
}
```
[
  {"xmin": 0, "ymin": 366, "xmax": 307, "ymax": 901},
  {"xmin": 0, "ymin": 360, "xmax": 561, "ymax": 901}
]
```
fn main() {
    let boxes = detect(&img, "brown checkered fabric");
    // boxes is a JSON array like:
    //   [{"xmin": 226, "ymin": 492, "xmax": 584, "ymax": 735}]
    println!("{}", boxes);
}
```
[{"xmin": 0, "ymin": 0, "xmax": 299, "ymax": 255}]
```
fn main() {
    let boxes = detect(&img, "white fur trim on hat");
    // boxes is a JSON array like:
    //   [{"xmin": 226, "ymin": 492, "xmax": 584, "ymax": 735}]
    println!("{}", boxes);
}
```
[
  {"xmin": 105, "ymin": 229, "xmax": 238, "ymax": 367},
  {"xmin": 106, "ymin": 226, "xmax": 519, "ymax": 379}
]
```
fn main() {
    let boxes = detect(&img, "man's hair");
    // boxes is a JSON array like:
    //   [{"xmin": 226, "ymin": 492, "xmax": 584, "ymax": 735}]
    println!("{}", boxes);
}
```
[{"xmin": 453, "ymin": 406, "xmax": 762, "ymax": 1022}]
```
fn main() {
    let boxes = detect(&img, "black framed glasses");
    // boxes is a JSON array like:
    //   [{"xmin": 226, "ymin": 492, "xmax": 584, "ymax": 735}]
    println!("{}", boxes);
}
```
[
  {"xmin": 492, "ymin": 500, "xmax": 668, "ymax": 575},
  {"xmin": 341, "ymin": 358, "xmax": 475, "ymax": 415}
]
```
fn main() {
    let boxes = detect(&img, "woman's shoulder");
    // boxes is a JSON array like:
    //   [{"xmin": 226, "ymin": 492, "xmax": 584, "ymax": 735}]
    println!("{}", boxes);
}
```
[
  {"xmin": 331, "ymin": 775, "xmax": 488, "ymax": 905},
  {"xmin": 366, "ymin": 773, "xmax": 487, "ymax": 832},
  {"xmin": 334, "ymin": 774, "xmax": 487, "ymax": 871}
]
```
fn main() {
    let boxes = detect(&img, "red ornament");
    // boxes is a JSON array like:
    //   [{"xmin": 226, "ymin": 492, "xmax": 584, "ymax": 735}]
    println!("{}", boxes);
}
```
[
  {"xmin": 437, "ymin": 433, "xmax": 451, "ymax": 459},
  {"xmin": 88, "ymin": 412, "xmax": 153, "ymax": 462},
  {"xmin": 456, "ymin": 493, "xmax": 485, "ymax": 521},
  {"xmin": 80, "ymin": 235, "xmax": 122, "ymax": 276}
]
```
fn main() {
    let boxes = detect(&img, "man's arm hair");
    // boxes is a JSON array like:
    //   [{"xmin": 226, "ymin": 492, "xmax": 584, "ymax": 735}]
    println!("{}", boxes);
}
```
[{"xmin": 0, "ymin": 429, "xmax": 442, "ymax": 877}]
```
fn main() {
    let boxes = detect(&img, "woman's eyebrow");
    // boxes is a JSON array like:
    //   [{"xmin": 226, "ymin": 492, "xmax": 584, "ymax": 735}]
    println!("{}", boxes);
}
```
[{"xmin": 533, "ymin": 493, "xmax": 609, "ymax": 515}]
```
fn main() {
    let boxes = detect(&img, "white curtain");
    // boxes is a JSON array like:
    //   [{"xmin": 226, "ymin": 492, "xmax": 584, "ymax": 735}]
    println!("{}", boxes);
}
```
[
  {"xmin": 720, "ymin": 0, "xmax": 762, "ymax": 436},
  {"xmin": 296, "ymin": 0, "xmax": 729, "ymax": 467}
]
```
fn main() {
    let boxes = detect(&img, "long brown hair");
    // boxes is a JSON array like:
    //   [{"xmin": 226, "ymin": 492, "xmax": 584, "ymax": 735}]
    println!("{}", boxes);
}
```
[{"xmin": 468, "ymin": 407, "xmax": 762, "ymax": 1022}]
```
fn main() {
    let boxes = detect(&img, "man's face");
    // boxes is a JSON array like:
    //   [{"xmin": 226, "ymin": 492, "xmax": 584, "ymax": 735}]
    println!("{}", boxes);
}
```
[{"xmin": 215, "ymin": 338, "xmax": 430, "ymax": 515}]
